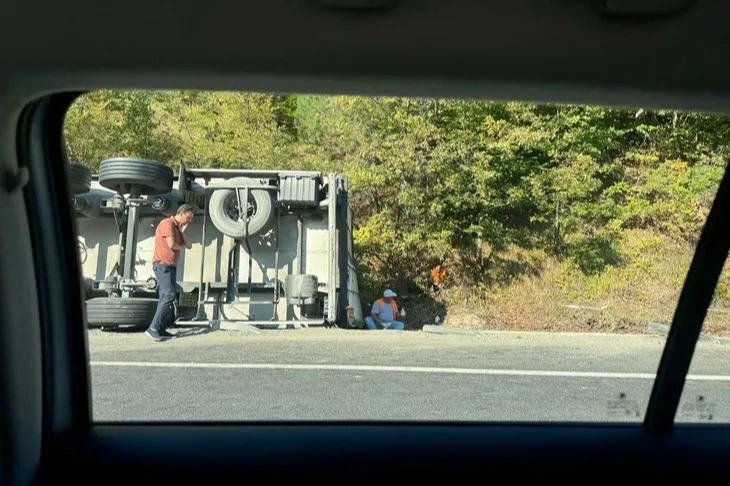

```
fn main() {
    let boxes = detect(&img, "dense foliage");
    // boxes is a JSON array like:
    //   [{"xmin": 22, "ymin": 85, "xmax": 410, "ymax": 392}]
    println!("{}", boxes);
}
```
[{"xmin": 65, "ymin": 91, "xmax": 730, "ymax": 310}]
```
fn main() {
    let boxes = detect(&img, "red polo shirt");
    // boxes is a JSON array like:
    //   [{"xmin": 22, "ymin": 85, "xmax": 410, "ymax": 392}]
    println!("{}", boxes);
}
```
[{"xmin": 152, "ymin": 216, "xmax": 183, "ymax": 267}]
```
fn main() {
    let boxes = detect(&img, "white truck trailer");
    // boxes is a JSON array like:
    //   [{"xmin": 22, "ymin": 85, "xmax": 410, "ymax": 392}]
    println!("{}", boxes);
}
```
[{"xmin": 68, "ymin": 158, "xmax": 364, "ymax": 330}]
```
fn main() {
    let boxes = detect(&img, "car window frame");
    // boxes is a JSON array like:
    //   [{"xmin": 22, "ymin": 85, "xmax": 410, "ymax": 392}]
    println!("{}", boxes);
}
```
[{"xmin": 13, "ymin": 90, "xmax": 730, "ymax": 481}]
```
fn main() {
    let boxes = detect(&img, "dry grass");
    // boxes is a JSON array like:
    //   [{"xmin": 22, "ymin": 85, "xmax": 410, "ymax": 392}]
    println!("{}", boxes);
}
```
[{"xmin": 431, "ymin": 230, "xmax": 730, "ymax": 337}]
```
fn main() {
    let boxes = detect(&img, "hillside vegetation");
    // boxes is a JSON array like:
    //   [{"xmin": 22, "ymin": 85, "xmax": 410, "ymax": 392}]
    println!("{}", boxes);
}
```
[{"xmin": 64, "ymin": 91, "xmax": 730, "ymax": 334}]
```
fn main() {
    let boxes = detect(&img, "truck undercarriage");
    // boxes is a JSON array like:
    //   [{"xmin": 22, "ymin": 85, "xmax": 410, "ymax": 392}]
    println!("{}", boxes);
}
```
[{"xmin": 71, "ymin": 158, "xmax": 364, "ymax": 331}]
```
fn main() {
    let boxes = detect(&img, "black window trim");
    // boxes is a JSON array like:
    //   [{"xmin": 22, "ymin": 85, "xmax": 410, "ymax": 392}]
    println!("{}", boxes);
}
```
[
  {"xmin": 20, "ymin": 92, "xmax": 92, "ymax": 440},
  {"xmin": 644, "ymin": 158, "xmax": 730, "ymax": 434}
]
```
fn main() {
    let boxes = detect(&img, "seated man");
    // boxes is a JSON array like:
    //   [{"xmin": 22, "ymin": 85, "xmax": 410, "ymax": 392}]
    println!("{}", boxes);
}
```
[{"xmin": 365, "ymin": 289, "xmax": 405, "ymax": 330}]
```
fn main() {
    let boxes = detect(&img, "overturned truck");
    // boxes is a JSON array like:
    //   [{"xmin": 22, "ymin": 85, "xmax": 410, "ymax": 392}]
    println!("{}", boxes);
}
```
[{"xmin": 69, "ymin": 157, "xmax": 364, "ymax": 330}]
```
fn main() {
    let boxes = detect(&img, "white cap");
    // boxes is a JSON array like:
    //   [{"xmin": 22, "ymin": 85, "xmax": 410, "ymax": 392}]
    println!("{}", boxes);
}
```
[{"xmin": 383, "ymin": 289, "xmax": 397, "ymax": 298}]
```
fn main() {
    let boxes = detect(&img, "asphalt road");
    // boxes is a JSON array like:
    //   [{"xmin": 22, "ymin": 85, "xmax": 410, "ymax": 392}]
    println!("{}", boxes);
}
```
[{"xmin": 88, "ymin": 327, "xmax": 730, "ymax": 423}]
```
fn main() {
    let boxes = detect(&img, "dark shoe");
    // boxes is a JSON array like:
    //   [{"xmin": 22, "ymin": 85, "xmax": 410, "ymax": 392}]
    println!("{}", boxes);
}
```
[
  {"xmin": 145, "ymin": 329, "xmax": 165, "ymax": 342},
  {"xmin": 159, "ymin": 329, "xmax": 175, "ymax": 338}
]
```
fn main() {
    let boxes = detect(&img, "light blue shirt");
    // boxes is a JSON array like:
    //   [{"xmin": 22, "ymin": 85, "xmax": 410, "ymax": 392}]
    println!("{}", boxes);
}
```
[{"xmin": 371, "ymin": 300, "xmax": 397, "ymax": 322}]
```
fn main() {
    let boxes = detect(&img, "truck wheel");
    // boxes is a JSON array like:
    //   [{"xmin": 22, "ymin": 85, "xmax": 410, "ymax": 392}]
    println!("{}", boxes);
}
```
[
  {"xmin": 208, "ymin": 177, "xmax": 275, "ymax": 238},
  {"xmin": 85, "ymin": 297, "xmax": 159, "ymax": 329},
  {"xmin": 68, "ymin": 161, "xmax": 91, "ymax": 194},
  {"xmin": 99, "ymin": 158, "xmax": 174, "ymax": 195}
]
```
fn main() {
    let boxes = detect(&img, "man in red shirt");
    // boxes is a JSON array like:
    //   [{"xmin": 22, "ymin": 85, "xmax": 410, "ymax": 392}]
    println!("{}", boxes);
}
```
[{"xmin": 145, "ymin": 204, "xmax": 195, "ymax": 341}]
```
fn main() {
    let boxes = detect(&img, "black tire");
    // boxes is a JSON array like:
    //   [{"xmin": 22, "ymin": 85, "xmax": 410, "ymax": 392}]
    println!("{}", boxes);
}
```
[
  {"xmin": 99, "ymin": 158, "xmax": 174, "ymax": 195},
  {"xmin": 85, "ymin": 297, "xmax": 158, "ymax": 329},
  {"xmin": 208, "ymin": 177, "xmax": 275, "ymax": 238},
  {"xmin": 81, "ymin": 278, "xmax": 106, "ymax": 301},
  {"xmin": 68, "ymin": 161, "xmax": 91, "ymax": 194}
]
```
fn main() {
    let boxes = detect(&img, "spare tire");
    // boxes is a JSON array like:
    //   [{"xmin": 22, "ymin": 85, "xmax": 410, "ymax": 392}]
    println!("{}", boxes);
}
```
[
  {"xmin": 99, "ymin": 158, "xmax": 174, "ymax": 195},
  {"xmin": 68, "ymin": 161, "xmax": 91, "ymax": 194},
  {"xmin": 85, "ymin": 297, "xmax": 159, "ymax": 329},
  {"xmin": 208, "ymin": 177, "xmax": 275, "ymax": 238}
]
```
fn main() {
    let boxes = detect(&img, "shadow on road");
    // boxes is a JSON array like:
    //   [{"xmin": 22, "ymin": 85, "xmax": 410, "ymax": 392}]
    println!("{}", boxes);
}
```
[
  {"xmin": 100, "ymin": 325, "xmax": 146, "ymax": 334},
  {"xmin": 98, "ymin": 324, "xmax": 217, "ymax": 339},
  {"xmin": 172, "ymin": 326, "xmax": 217, "ymax": 339}
]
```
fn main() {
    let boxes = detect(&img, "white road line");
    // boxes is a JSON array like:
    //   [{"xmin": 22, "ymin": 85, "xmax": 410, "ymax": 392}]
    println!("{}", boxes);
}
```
[{"xmin": 89, "ymin": 361, "xmax": 730, "ymax": 381}]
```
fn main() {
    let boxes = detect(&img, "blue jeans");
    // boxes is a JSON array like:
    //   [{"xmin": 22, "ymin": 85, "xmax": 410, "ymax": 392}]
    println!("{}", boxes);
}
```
[
  {"xmin": 365, "ymin": 317, "xmax": 404, "ymax": 330},
  {"xmin": 148, "ymin": 262, "xmax": 177, "ymax": 332}
]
